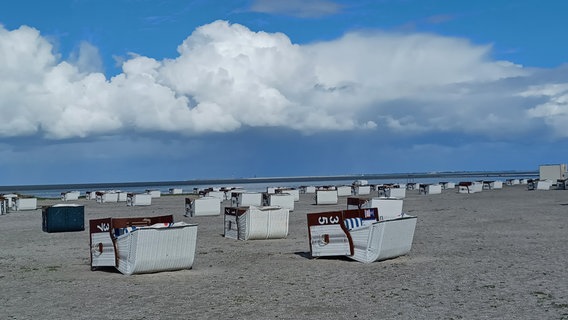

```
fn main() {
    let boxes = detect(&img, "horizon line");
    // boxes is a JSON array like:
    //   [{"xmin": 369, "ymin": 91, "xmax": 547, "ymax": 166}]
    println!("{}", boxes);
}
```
[{"xmin": 0, "ymin": 170, "xmax": 539, "ymax": 191}]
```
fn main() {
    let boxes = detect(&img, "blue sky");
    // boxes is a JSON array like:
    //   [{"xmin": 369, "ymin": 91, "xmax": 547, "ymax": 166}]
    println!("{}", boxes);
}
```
[{"xmin": 1, "ymin": 0, "xmax": 567, "ymax": 185}]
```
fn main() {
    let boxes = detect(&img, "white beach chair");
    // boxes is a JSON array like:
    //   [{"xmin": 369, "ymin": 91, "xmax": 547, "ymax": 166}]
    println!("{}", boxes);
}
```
[
  {"xmin": 90, "ymin": 215, "xmax": 197, "ymax": 275},
  {"xmin": 224, "ymin": 206, "xmax": 289, "ymax": 240},
  {"xmin": 185, "ymin": 196, "xmax": 221, "ymax": 217},
  {"xmin": 307, "ymin": 208, "xmax": 417, "ymax": 263}
]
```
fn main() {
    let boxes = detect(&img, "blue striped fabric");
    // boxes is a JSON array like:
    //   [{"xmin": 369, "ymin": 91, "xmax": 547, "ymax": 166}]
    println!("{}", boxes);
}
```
[{"xmin": 344, "ymin": 217, "xmax": 363, "ymax": 230}]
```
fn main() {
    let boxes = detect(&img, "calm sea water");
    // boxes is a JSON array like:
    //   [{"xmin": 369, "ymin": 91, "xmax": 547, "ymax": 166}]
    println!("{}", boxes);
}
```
[{"xmin": 0, "ymin": 172, "xmax": 537, "ymax": 199}]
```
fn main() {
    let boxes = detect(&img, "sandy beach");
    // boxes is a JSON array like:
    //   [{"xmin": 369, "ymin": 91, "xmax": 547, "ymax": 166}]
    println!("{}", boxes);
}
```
[{"xmin": 1, "ymin": 185, "xmax": 567, "ymax": 319}]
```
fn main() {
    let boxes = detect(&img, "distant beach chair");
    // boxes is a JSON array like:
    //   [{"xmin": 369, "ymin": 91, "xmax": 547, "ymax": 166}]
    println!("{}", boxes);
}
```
[
  {"xmin": 185, "ymin": 196, "xmax": 221, "ymax": 217},
  {"xmin": 230, "ymin": 192, "xmax": 262, "ymax": 207},
  {"xmin": 419, "ymin": 184, "xmax": 442, "ymax": 195},
  {"xmin": 263, "ymin": 193, "xmax": 295, "ymax": 211},
  {"xmin": 224, "ymin": 206, "xmax": 289, "ymax": 240},
  {"xmin": 126, "ymin": 193, "xmax": 152, "ymax": 206},
  {"xmin": 14, "ymin": 197, "xmax": 37, "ymax": 211},
  {"xmin": 275, "ymin": 188, "xmax": 300, "ymax": 201},
  {"xmin": 385, "ymin": 186, "xmax": 406, "ymax": 199},
  {"xmin": 61, "ymin": 191, "xmax": 80, "ymax": 201},
  {"xmin": 315, "ymin": 189, "xmax": 338, "ymax": 205},
  {"xmin": 336, "ymin": 186, "xmax": 353, "ymax": 197},
  {"xmin": 528, "ymin": 179, "xmax": 552, "ymax": 191},
  {"xmin": 347, "ymin": 197, "xmax": 405, "ymax": 221}
]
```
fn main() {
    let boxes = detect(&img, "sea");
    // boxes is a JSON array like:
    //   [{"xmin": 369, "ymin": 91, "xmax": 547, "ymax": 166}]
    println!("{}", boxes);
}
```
[{"xmin": 0, "ymin": 171, "xmax": 538, "ymax": 199}]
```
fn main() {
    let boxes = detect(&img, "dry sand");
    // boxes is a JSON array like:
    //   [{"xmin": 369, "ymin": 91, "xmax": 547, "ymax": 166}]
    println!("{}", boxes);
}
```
[{"xmin": 1, "ymin": 185, "xmax": 567, "ymax": 319}]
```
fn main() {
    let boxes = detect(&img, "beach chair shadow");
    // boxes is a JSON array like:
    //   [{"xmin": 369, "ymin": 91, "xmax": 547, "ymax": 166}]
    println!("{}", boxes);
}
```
[{"xmin": 293, "ymin": 251, "xmax": 352, "ymax": 262}]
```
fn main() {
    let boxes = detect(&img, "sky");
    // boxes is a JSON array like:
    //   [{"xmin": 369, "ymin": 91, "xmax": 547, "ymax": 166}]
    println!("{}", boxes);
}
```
[{"xmin": 1, "ymin": 0, "xmax": 568, "ymax": 185}]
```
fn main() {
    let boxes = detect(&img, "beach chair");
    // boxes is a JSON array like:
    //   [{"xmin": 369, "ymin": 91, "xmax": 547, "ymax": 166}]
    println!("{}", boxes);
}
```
[
  {"xmin": 14, "ymin": 197, "xmax": 37, "ymax": 211},
  {"xmin": 336, "ymin": 186, "xmax": 353, "ymax": 197},
  {"xmin": 230, "ymin": 192, "xmax": 263, "ymax": 207},
  {"xmin": 275, "ymin": 188, "xmax": 300, "ymax": 201},
  {"xmin": 61, "ymin": 191, "xmax": 80, "ymax": 201},
  {"xmin": 262, "ymin": 193, "xmax": 294, "ymax": 211},
  {"xmin": 307, "ymin": 208, "xmax": 417, "ymax": 263},
  {"xmin": 224, "ymin": 206, "xmax": 289, "ymax": 240},
  {"xmin": 385, "ymin": 187, "xmax": 406, "ymax": 199},
  {"xmin": 185, "ymin": 196, "xmax": 221, "ymax": 217},
  {"xmin": 419, "ymin": 184, "xmax": 442, "ymax": 195},
  {"xmin": 126, "ymin": 193, "xmax": 152, "ymax": 206},
  {"xmin": 347, "ymin": 197, "xmax": 405, "ymax": 221},
  {"xmin": 315, "ymin": 189, "xmax": 338, "ymax": 205},
  {"xmin": 89, "ymin": 215, "xmax": 197, "ymax": 275}
]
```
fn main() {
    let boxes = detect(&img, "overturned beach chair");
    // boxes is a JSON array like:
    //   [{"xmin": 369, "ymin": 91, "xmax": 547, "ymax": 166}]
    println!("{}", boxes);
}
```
[
  {"xmin": 307, "ymin": 208, "xmax": 417, "ymax": 263},
  {"xmin": 89, "ymin": 215, "xmax": 197, "ymax": 275},
  {"xmin": 224, "ymin": 206, "xmax": 289, "ymax": 240}
]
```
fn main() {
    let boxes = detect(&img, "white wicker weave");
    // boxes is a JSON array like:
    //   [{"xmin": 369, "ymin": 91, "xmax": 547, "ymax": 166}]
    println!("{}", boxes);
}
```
[
  {"xmin": 349, "ymin": 217, "xmax": 417, "ymax": 263},
  {"xmin": 115, "ymin": 222, "xmax": 198, "ymax": 275},
  {"xmin": 225, "ymin": 206, "xmax": 290, "ymax": 240}
]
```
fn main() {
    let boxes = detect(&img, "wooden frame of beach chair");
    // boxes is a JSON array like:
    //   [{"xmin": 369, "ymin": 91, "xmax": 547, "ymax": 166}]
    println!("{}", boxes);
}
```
[{"xmin": 458, "ymin": 182, "xmax": 473, "ymax": 193}]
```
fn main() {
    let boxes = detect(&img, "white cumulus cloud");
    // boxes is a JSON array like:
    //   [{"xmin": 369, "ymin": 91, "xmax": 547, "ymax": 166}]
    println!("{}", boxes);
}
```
[{"xmin": 0, "ymin": 21, "xmax": 567, "ymax": 141}]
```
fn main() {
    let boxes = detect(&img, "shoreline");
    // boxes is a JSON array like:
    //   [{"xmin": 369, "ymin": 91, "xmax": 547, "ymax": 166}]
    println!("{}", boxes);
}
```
[{"xmin": 0, "ymin": 170, "xmax": 538, "ymax": 192}]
